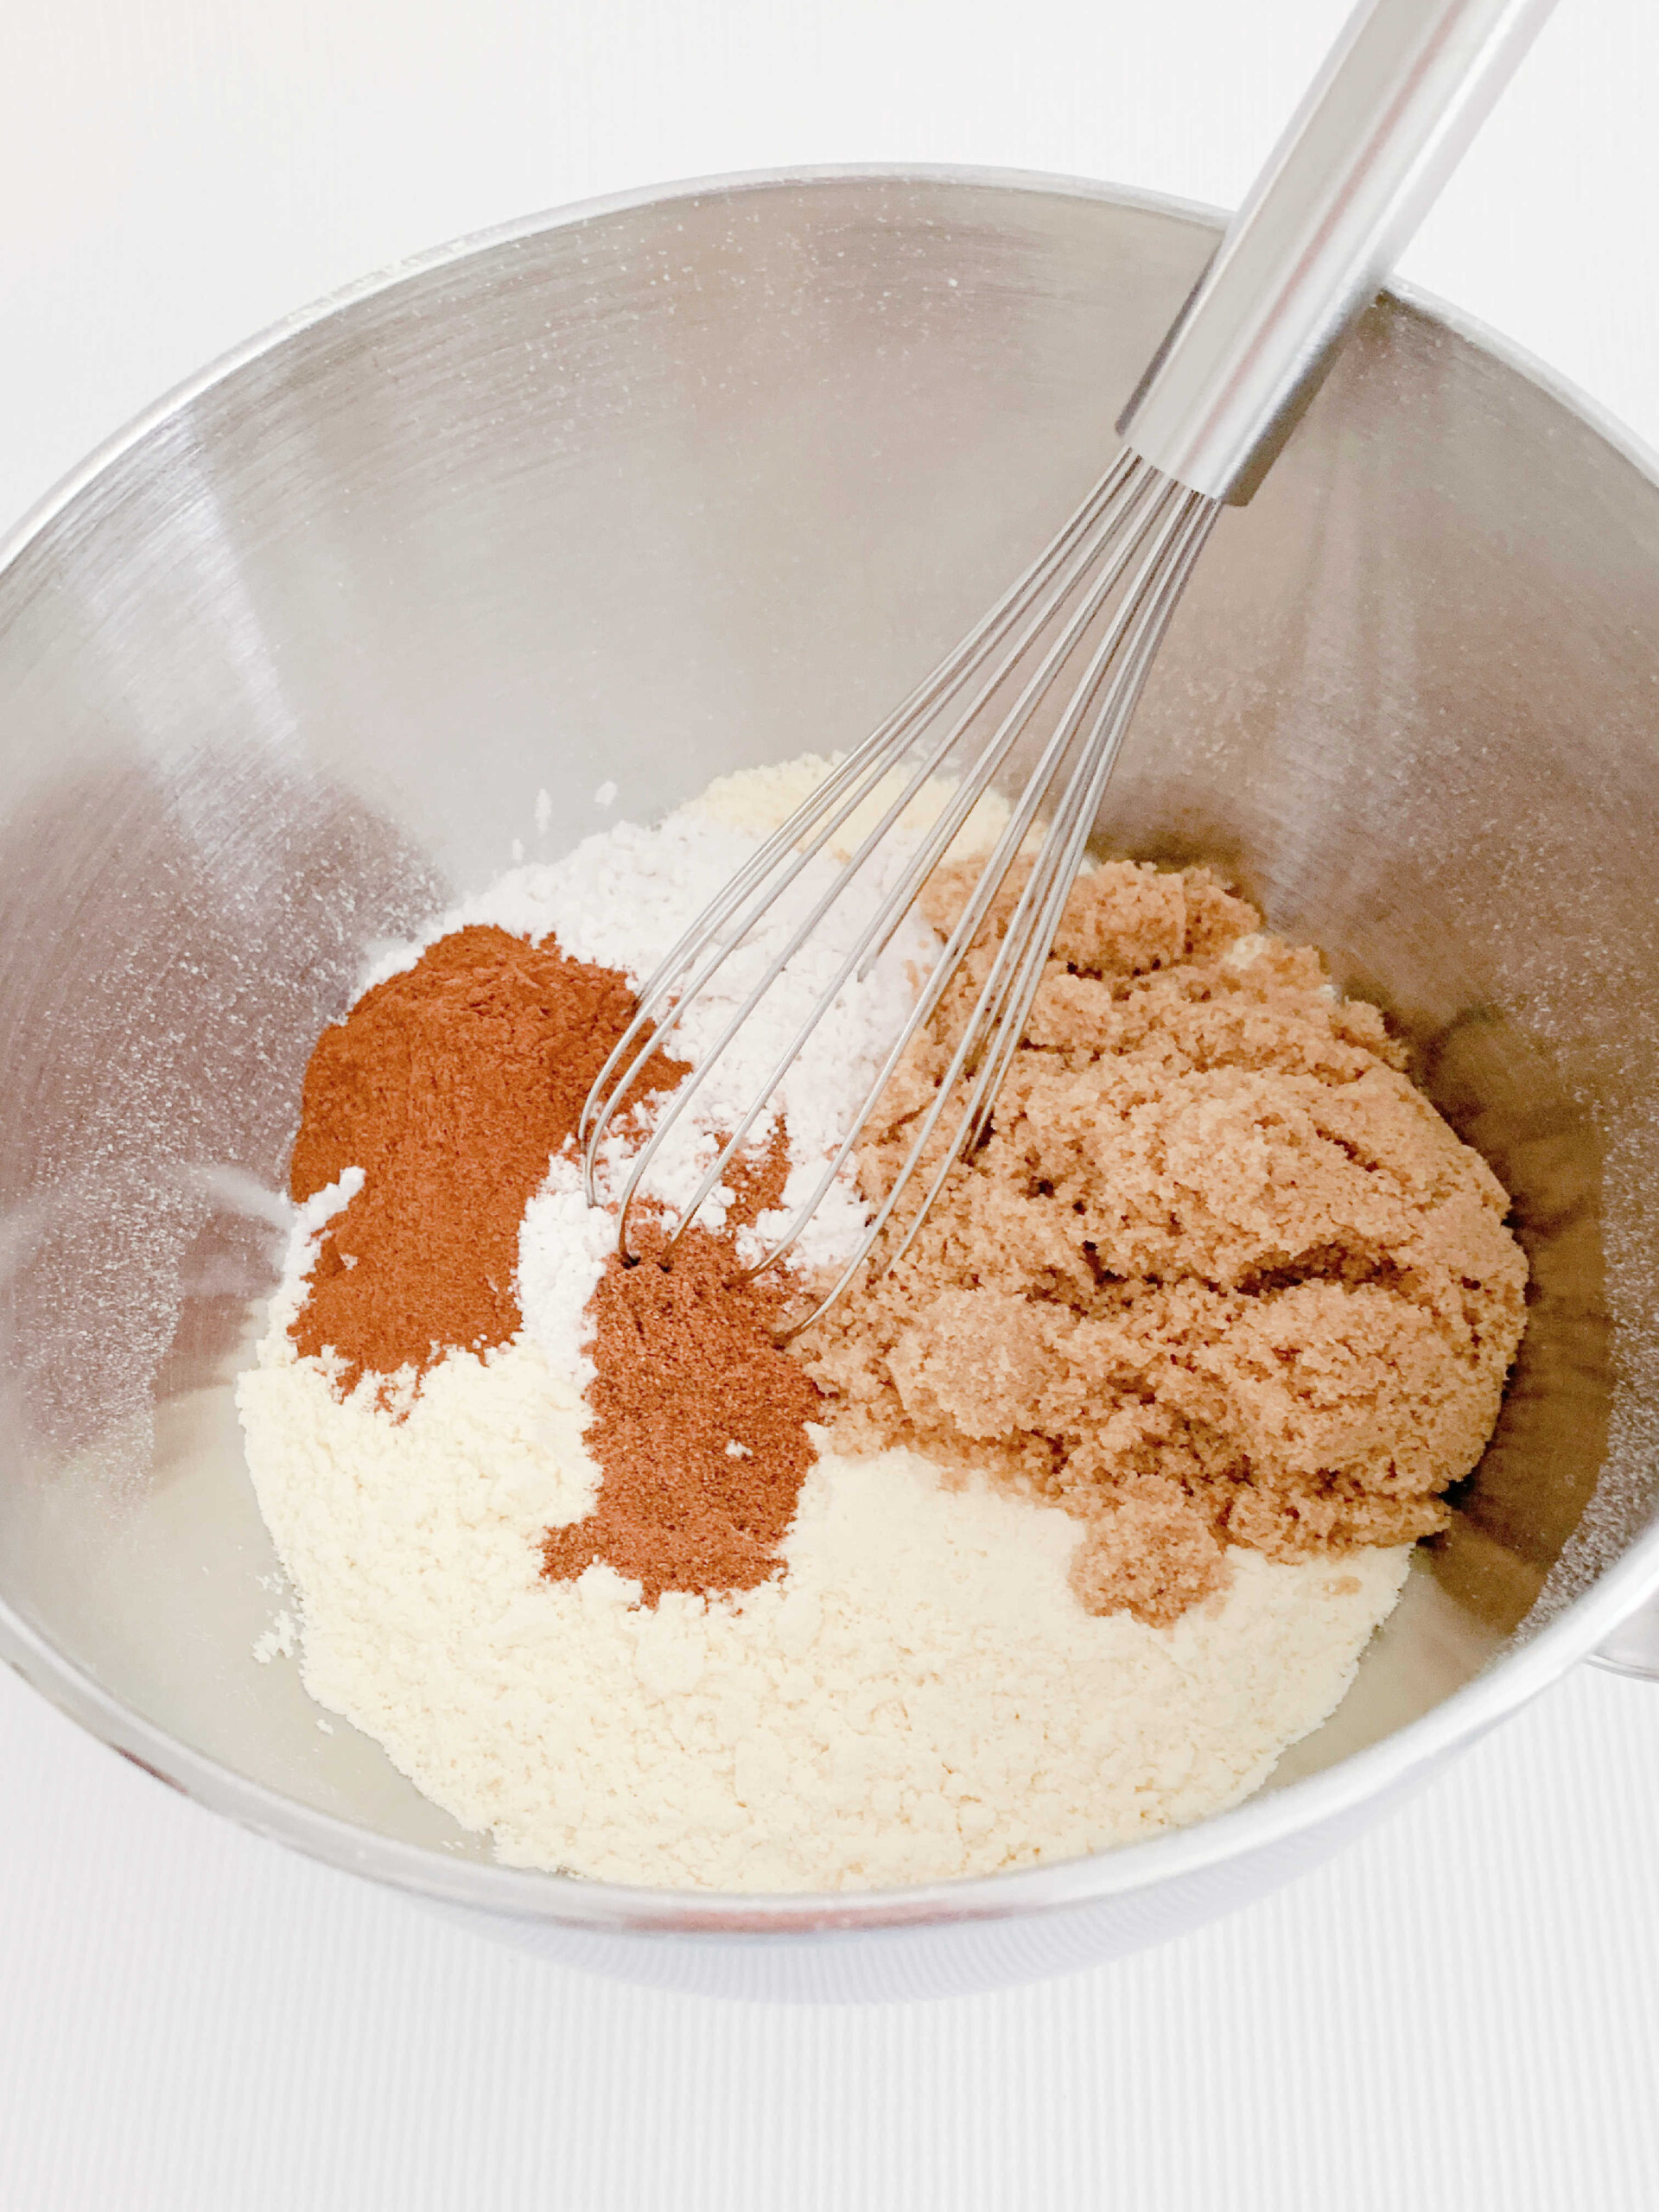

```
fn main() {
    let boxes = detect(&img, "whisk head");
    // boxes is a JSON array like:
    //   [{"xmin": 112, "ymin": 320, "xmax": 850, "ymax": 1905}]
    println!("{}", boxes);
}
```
[{"xmin": 580, "ymin": 449, "xmax": 1220, "ymax": 1330}]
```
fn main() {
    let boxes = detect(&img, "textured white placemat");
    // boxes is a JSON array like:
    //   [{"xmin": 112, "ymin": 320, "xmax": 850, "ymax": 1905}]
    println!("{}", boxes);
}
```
[
  {"xmin": 5, "ymin": 3, "xmax": 1659, "ymax": 2206},
  {"xmin": 5, "ymin": 1660, "xmax": 1659, "ymax": 2209}
]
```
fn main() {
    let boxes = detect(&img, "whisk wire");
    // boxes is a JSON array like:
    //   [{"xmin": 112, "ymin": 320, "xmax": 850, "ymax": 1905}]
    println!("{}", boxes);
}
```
[
  {"xmin": 735, "ymin": 472, "xmax": 1191, "ymax": 1288},
  {"xmin": 577, "ymin": 450, "xmax": 1141, "ymax": 1191},
  {"xmin": 957, "ymin": 490, "xmax": 1222, "ymax": 1159},
  {"xmin": 620, "ymin": 461, "xmax": 1181, "ymax": 1261},
  {"xmin": 782, "ymin": 481, "xmax": 1217, "ymax": 1332},
  {"xmin": 578, "ymin": 450, "xmax": 1222, "ymax": 1319}
]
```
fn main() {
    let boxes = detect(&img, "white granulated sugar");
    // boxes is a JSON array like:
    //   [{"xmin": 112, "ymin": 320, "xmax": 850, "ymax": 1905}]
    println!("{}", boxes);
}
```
[{"xmin": 236, "ymin": 753, "xmax": 1413, "ymax": 1891}]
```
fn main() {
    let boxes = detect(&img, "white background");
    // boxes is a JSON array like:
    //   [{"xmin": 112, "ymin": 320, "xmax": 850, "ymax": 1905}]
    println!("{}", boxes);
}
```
[{"xmin": 4, "ymin": 2, "xmax": 1659, "ymax": 2205}]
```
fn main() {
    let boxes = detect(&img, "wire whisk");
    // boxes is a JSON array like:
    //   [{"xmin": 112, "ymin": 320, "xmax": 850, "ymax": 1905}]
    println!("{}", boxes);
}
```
[
  {"xmin": 581, "ymin": 0, "xmax": 1557, "ymax": 1328},
  {"xmin": 581, "ymin": 454, "xmax": 1215, "ymax": 1330}
]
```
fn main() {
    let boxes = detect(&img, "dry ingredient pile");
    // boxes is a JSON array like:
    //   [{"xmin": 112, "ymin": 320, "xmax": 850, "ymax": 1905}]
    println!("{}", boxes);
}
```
[
  {"xmin": 803, "ymin": 857, "xmax": 1529, "ymax": 1627},
  {"xmin": 237, "ymin": 756, "xmax": 1528, "ymax": 1891}
]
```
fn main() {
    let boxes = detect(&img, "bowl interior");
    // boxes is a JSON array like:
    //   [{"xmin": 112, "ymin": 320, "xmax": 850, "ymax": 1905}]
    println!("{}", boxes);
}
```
[{"xmin": 2, "ymin": 172, "xmax": 1656, "ymax": 1874}]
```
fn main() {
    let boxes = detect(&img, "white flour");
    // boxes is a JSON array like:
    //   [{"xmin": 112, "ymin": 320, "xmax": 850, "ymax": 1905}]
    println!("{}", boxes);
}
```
[
  {"xmin": 236, "ymin": 757, "xmax": 1411, "ymax": 1891},
  {"xmin": 240, "ymin": 1316, "xmax": 1408, "ymax": 1890}
]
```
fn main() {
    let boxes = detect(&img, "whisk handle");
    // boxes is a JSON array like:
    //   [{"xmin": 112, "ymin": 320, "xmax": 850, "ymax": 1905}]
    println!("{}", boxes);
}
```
[{"xmin": 1116, "ymin": 0, "xmax": 1556, "ymax": 505}]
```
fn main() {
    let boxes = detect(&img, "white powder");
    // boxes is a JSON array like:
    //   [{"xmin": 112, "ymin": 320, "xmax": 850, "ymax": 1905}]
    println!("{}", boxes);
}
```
[
  {"xmin": 235, "ymin": 755, "xmax": 1412, "ymax": 1891},
  {"xmin": 251, "ymin": 1609, "xmax": 298, "ymax": 1665},
  {"xmin": 693, "ymin": 753, "xmax": 1010, "ymax": 867},
  {"xmin": 239, "ymin": 1310, "xmax": 1408, "ymax": 1891},
  {"xmin": 365, "ymin": 760, "xmax": 1007, "ymax": 1387}
]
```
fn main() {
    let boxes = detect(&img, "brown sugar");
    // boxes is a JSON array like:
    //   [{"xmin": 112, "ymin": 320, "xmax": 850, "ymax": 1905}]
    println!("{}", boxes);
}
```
[
  {"xmin": 288, "ymin": 924, "xmax": 685, "ymax": 1398},
  {"xmin": 798, "ymin": 858, "xmax": 1529, "ymax": 1627}
]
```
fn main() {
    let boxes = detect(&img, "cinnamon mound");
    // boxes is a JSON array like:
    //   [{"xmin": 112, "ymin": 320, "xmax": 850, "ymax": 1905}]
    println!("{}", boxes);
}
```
[
  {"xmin": 798, "ymin": 860, "xmax": 1529, "ymax": 1627},
  {"xmin": 541, "ymin": 1160, "xmax": 820, "ymax": 1602},
  {"xmin": 289, "ymin": 925, "xmax": 684, "ymax": 1398}
]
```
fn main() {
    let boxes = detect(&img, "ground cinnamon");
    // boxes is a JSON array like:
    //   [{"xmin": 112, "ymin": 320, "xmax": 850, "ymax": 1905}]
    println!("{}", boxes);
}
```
[
  {"xmin": 289, "ymin": 924, "xmax": 683, "ymax": 1395},
  {"xmin": 542, "ymin": 1135, "xmax": 821, "ymax": 1601}
]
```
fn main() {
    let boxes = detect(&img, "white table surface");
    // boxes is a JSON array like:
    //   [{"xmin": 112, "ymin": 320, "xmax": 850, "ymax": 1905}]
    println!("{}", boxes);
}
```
[{"xmin": 5, "ymin": 3, "xmax": 1659, "ymax": 2205}]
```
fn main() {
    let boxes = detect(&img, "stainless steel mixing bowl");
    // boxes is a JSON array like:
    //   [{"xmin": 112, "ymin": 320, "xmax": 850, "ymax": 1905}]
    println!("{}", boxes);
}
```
[{"xmin": 3, "ymin": 168, "xmax": 1658, "ymax": 2004}]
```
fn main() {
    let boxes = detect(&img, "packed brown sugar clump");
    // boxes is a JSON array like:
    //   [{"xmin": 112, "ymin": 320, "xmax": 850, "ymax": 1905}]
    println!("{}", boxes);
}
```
[{"xmin": 798, "ymin": 858, "xmax": 1529, "ymax": 1628}]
